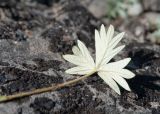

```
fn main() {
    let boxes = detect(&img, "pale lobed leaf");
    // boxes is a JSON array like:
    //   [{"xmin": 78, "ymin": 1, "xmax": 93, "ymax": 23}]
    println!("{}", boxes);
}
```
[
  {"xmin": 77, "ymin": 40, "xmax": 95, "ymax": 67},
  {"xmin": 100, "ymin": 45, "xmax": 125, "ymax": 66},
  {"xmin": 98, "ymin": 68, "xmax": 135, "ymax": 79},
  {"xmin": 96, "ymin": 25, "xmax": 125, "ymax": 67},
  {"xmin": 63, "ymin": 54, "xmax": 92, "ymax": 68},
  {"xmin": 95, "ymin": 25, "xmax": 115, "ymax": 67},
  {"xmin": 65, "ymin": 66, "xmax": 93, "ymax": 75},
  {"xmin": 72, "ymin": 46, "xmax": 81, "ymax": 56},
  {"xmin": 105, "ymin": 25, "xmax": 114, "ymax": 44},
  {"xmin": 109, "ymin": 32, "xmax": 125, "ymax": 50},
  {"xmin": 63, "ymin": 24, "xmax": 135, "ymax": 94},
  {"xmin": 98, "ymin": 72, "xmax": 121, "ymax": 94},
  {"xmin": 99, "ymin": 58, "xmax": 131, "ymax": 71},
  {"xmin": 100, "ymin": 24, "xmax": 107, "ymax": 43},
  {"xmin": 110, "ymin": 72, "xmax": 131, "ymax": 91},
  {"xmin": 95, "ymin": 29, "xmax": 105, "ymax": 67},
  {"xmin": 113, "ymin": 69, "xmax": 135, "ymax": 79}
]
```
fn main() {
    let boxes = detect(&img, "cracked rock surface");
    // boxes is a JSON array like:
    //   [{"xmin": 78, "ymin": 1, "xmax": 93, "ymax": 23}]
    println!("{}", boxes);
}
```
[{"xmin": 0, "ymin": 0, "xmax": 159, "ymax": 114}]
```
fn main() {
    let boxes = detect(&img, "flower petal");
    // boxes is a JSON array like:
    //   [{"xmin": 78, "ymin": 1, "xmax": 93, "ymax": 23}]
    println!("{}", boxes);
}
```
[
  {"xmin": 65, "ymin": 66, "xmax": 93, "ymax": 75},
  {"xmin": 98, "ymin": 71, "xmax": 121, "ymax": 95}
]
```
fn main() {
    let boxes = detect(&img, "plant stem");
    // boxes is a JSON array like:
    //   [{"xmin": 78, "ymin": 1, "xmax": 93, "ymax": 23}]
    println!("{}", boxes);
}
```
[{"xmin": 0, "ymin": 71, "xmax": 95, "ymax": 103}]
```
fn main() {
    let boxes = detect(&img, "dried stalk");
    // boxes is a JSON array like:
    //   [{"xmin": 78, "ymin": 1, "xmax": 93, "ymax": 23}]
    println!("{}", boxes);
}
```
[{"xmin": 0, "ymin": 71, "xmax": 95, "ymax": 102}]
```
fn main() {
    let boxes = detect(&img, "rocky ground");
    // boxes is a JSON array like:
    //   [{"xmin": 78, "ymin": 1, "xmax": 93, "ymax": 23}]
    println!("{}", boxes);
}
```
[{"xmin": 0, "ymin": 0, "xmax": 159, "ymax": 114}]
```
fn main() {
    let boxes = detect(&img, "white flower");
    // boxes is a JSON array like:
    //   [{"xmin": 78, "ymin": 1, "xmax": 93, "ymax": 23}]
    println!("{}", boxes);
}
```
[{"xmin": 63, "ymin": 24, "xmax": 135, "ymax": 94}]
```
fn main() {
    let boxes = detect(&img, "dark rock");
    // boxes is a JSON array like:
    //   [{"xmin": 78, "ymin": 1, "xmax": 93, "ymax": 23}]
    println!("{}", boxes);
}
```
[
  {"xmin": 32, "ymin": 0, "xmax": 60, "ymax": 6},
  {"xmin": 30, "ymin": 97, "xmax": 55, "ymax": 113},
  {"xmin": 55, "ymin": 85, "xmax": 106, "ymax": 114},
  {"xmin": 23, "ymin": 58, "xmax": 62, "ymax": 71},
  {"xmin": 0, "ymin": 22, "xmax": 27, "ymax": 41},
  {"xmin": 0, "ymin": 67, "xmax": 63, "ymax": 95},
  {"xmin": 41, "ymin": 22, "xmax": 75, "ymax": 53},
  {"xmin": 53, "ymin": 0, "xmax": 101, "ymax": 47},
  {"xmin": 152, "ymin": 107, "xmax": 160, "ymax": 114},
  {"xmin": 0, "ymin": 0, "xmax": 159, "ymax": 114},
  {"xmin": 15, "ymin": 29, "xmax": 27, "ymax": 41},
  {"xmin": 118, "ymin": 43, "xmax": 160, "ymax": 110},
  {"xmin": 0, "ymin": 0, "xmax": 17, "ymax": 7}
]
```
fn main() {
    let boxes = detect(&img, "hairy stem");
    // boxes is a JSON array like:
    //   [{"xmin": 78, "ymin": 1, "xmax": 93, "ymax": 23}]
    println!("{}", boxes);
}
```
[{"xmin": 0, "ymin": 71, "xmax": 95, "ymax": 103}]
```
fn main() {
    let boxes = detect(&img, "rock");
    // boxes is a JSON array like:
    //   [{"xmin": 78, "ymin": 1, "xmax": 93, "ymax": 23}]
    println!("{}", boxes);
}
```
[
  {"xmin": 80, "ymin": 0, "xmax": 108, "ymax": 18},
  {"xmin": 32, "ymin": 0, "xmax": 57, "ymax": 6},
  {"xmin": 144, "ymin": 12, "xmax": 160, "ymax": 30},
  {"xmin": 30, "ymin": 97, "xmax": 56, "ymax": 113},
  {"xmin": 147, "ymin": 30, "xmax": 160, "ymax": 44},
  {"xmin": 0, "ymin": 0, "xmax": 159, "ymax": 114},
  {"xmin": 0, "ymin": 0, "xmax": 16, "ymax": 7},
  {"xmin": 142, "ymin": 0, "xmax": 160, "ymax": 12},
  {"xmin": 143, "ymin": 12, "xmax": 160, "ymax": 44},
  {"xmin": 118, "ymin": 19, "xmax": 147, "ymax": 43},
  {"xmin": 127, "ymin": 2, "xmax": 143, "ymax": 17}
]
